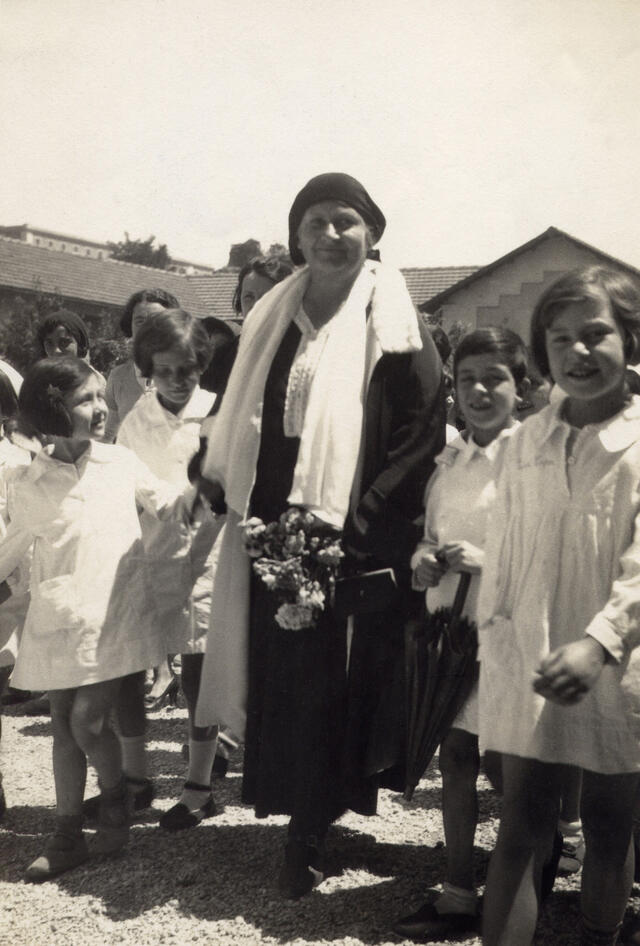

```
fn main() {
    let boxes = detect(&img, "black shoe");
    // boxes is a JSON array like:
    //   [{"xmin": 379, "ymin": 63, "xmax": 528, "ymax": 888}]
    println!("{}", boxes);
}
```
[
  {"xmin": 159, "ymin": 781, "xmax": 216, "ymax": 831},
  {"xmin": 144, "ymin": 676, "xmax": 179, "ymax": 711},
  {"xmin": 278, "ymin": 837, "xmax": 325, "ymax": 899},
  {"xmin": 393, "ymin": 901, "xmax": 479, "ymax": 941},
  {"xmin": 83, "ymin": 777, "xmax": 154, "ymax": 822}
]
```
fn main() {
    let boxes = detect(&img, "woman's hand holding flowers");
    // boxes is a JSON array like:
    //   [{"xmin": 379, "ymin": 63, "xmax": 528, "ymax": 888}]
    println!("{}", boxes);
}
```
[{"xmin": 533, "ymin": 637, "xmax": 608, "ymax": 705}]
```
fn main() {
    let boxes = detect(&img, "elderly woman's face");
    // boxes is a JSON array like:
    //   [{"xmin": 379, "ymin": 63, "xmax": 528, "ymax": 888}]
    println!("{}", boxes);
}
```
[{"xmin": 296, "ymin": 201, "xmax": 371, "ymax": 278}]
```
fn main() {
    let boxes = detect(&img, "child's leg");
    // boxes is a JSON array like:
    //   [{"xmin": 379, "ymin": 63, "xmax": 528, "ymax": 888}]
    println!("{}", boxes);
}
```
[
  {"xmin": 160, "ymin": 652, "xmax": 217, "ymax": 829},
  {"xmin": 440, "ymin": 727, "xmax": 481, "ymax": 894},
  {"xmin": 49, "ymin": 689, "xmax": 87, "ymax": 817},
  {"xmin": 25, "ymin": 689, "xmax": 89, "ymax": 882},
  {"xmin": 558, "ymin": 766, "xmax": 584, "ymax": 873},
  {"xmin": 579, "ymin": 769, "xmax": 638, "ymax": 941},
  {"xmin": 70, "ymin": 678, "xmax": 123, "ymax": 792},
  {"xmin": 116, "ymin": 670, "xmax": 150, "ymax": 798},
  {"xmin": 482, "ymin": 754, "xmax": 565, "ymax": 946}
]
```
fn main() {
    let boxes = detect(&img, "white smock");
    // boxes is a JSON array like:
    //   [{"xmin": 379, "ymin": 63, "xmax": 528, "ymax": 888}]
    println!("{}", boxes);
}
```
[
  {"xmin": 117, "ymin": 387, "xmax": 223, "ymax": 654},
  {"xmin": 0, "ymin": 438, "xmax": 33, "ymax": 667},
  {"xmin": 477, "ymin": 396, "xmax": 640, "ymax": 773},
  {"xmin": 0, "ymin": 441, "xmax": 196, "ymax": 690},
  {"xmin": 412, "ymin": 425, "xmax": 519, "ymax": 735}
]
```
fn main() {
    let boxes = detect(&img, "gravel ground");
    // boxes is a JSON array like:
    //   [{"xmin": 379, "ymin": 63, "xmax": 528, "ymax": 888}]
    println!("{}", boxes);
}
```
[{"xmin": 1, "ymin": 698, "xmax": 639, "ymax": 946}]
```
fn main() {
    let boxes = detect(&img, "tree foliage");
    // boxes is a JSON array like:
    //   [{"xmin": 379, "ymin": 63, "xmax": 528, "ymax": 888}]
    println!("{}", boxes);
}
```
[
  {"xmin": 107, "ymin": 233, "xmax": 172, "ymax": 270},
  {"xmin": 227, "ymin": 239, "xmax": 262, "ymax": 268},
  {"xmin": 266, "ymin": 242, "xmax": 290, "ymax": 260}
]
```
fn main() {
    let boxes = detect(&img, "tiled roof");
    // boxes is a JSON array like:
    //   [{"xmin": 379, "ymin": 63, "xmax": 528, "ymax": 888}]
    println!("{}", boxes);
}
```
[
  {"xmin": 0, "ymin": 237, "xmax": 479, "ymax": 322},
  {"xmin": 0, "ymin": 236, "xmax": 212, "ymax": 317},
  {"xmin": 190, "ymin": 270, "xmax": 240, "ymax": 319},
  {"xmin": 190, "ymin": 266, "xmax": 479, "ymax": 320},
  {"xmin": 400, "ymin": 267, "xmax": 479, "ymax": 308}
]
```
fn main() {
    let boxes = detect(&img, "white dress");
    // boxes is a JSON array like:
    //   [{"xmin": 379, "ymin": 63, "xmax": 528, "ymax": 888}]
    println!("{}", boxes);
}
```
[
  {"xmin": 412, "ymin": 425, "xmax": 519, "ymax": 734},
  {"xmin": 478, "ymin": 396, "xmax": 640, "ymax": 773},
  {"xmin": 117, "ymin": 387, "xmax": 223, "ymax": 654},
  {"xmin": 0, "ymin": 441, "xmax": 196, "ymax": 690}
]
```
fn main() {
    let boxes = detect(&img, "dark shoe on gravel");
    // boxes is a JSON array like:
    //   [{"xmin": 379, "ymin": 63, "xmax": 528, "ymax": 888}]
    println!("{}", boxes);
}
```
[
  {"xmin": 278, "ymin": 837, "xmax": 325, "ymax": 899},
  {"xmin": 25, "ymin": 822, "xmax": 88, "ymax": 882},
  {"xmin": 91, "ymin": 778, "xmax": 130, "ymax": 854},
  {"xmin": 83, "ymin": 776, "xmax": 154, "ymax": 822},
  {"xmin": 393, "ymin": 901, "xmax": 479, "ymax": 941},
  {"xmin": 159, "ymin": 781, "xmax": 216, "ymax": 831}
]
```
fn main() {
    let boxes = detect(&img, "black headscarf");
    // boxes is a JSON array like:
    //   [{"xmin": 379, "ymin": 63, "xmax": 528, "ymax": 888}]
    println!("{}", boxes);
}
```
[{"xmin": 288, "ymin": 172, "xmax": 386, "ymax": 265}]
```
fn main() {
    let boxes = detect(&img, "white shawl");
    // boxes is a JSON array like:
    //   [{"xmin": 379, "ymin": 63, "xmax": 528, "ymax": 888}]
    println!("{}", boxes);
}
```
[{"xmin": 196, "ymin": 261, "xmax": 422, "ymax": 734}]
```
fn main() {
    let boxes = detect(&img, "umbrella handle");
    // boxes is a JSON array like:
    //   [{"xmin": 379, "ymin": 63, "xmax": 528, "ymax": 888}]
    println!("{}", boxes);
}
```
[{"xmin": 450, "ymin": 572, "xmax": 471, "ymax": 624}]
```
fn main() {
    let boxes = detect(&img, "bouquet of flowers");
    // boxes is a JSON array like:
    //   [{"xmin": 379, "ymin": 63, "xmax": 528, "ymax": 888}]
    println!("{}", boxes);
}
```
[{"xmin": 241, "ymin": 507, "xmax": 344, "ymax": 631}]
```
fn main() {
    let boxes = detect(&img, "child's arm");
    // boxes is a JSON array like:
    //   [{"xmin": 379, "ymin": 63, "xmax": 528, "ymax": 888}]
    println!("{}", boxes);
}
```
[
  {"xmin": 534, "ymin": 506, "xmax": 640, "ymax": 705},
  {"xmin": 410, "ymin": 470, "xmax": 446, "ymax": 590},
  {"xmin": 131, "ymin": 452, "xmax": 201, "ymax": 524}
]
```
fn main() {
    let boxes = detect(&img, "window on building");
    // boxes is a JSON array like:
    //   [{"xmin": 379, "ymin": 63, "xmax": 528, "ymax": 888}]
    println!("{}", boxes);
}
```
[
  {"xmin": 86, "ymin": 249, "xmax": 91, "ymax": 256},
  {"xmin": 73, "ymin": 246, "xmax": 78, "ymax": 252},
  {"xmin": 61, "ymin": 243, "xmax": 66, "ymax": 250},
  {"xmin": 35, "ymin": 238, "xmax": 40, "ymax": 245},
  {"xmin": 48, "ymin": 241, "xmax": 53, "ymax": 247},
  {"xmin": 97, "ymin": 251, "xmax": 103, "ymax": 259}
]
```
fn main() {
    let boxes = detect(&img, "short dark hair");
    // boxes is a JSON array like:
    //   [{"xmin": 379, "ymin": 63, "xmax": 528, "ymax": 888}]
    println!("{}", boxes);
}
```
[
  {"xmin": 0, "ymin": 368, "xmax": 18, "ymax": 420},
  {"xmin": 119, "ymin": 288, "xmax": 180, "ymax": 338},
  {"xmin": 19, "ymin": 357, "xmax": 94, "ymax": 438},
  {"xmin": 530, "ymin": 266, "xmax": 640, "ymax": 378},
  {"xmin": 133, "ymin": 309, "xmax": 213, "ymax": 379},
  {"xmin": 36, "ymin": 309, "xmax": 90, "ymax": 359},
  {"xmin": 232, "ymin": 256, "xmax": 294, "ymax": 315},
  {"xmin": 453, "ymin": 326, "xmax": 528, "ymax": 386}
]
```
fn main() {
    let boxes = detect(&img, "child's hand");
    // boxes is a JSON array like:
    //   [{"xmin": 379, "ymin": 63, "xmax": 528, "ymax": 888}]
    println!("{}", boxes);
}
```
[
  {"xmin": 438, "ymin": 541, "xmax": 484, "ymax": 575},
  {"xmin": 197, "ymin": 476, "xmax": 226, "ymax": 515},
  {"xmin": 412, "ymin": 551, "xmax": 448, "ymax": 590},
  {"xmin": 532, "ymin": 638, "xmax": 608, "ymax": 705}
]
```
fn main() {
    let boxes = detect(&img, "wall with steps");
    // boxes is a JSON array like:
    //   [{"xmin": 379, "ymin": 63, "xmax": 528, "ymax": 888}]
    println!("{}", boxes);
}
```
[{"xmin": 438, "ymin": 233, "xmax": 604, "ymax": 338}]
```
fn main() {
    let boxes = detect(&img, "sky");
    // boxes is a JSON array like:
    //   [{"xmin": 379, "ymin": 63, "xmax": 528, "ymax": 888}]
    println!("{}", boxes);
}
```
[{"xmin": 2, "ymin": 0, "xmax": 640, "ymax": 270}]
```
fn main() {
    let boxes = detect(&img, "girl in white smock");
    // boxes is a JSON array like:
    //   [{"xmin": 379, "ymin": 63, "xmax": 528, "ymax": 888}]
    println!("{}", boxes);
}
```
[
  {"xmin": 477, "ymin": 267, "xmax": 640, "ymax": 946},
  {"xmin": 119, "ymin": 309, "xmax": 223, "ymax": 830},
  {"xmin": 0, "ymin": 357, "xmax": 196, "ymax": 883},
  {"xmin": 394, "ymin": 327, "xmax": 526, "ymax": 942}
]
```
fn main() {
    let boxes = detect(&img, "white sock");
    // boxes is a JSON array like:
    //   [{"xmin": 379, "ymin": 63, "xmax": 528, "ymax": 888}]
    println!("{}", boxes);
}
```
[
  {"xmin": 178, "ymin": 737, "xmax": 217, "ymax": 810},
  {"xmin": 434, "ymin": 882, "xmax": 478, "ymax": 916},
  {"xmin": 119, "ymin": 734, "xmax": 147, "ymax": 782}
]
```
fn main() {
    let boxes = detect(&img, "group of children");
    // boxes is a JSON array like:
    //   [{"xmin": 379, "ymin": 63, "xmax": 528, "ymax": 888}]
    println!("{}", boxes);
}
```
[{"xmin": 1, "ymin": 263, "xmax": 640, "ymax": 946}]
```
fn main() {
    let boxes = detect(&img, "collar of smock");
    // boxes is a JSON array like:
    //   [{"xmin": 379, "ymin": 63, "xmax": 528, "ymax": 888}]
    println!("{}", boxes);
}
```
[
  {"xmin": 27, "ymin": 439, "xmax": 114, "ymax": 482},
  {"xmin": 142, "ymin": 386, "xmax": 216, "ymax": 427},
  {"xmin": 436, "ymin": 421, "xmax": 520, "ymax": 468},
  {"xmin": 537, "ymin": 393, "xmax": 640, "ymax": 452}
]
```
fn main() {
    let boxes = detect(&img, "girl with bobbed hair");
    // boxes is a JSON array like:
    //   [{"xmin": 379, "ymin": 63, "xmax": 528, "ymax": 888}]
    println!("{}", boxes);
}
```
[
  {"xmin": 104, "ymin": 288, "xmax": 179, "ymax": 441},
  {"xmin": 232, "ymin": 256, "xmax": 295, "ymax": 319},
  {"xmin": 36, "ymin": 310, "xmax": 91, "ymax": 361}
]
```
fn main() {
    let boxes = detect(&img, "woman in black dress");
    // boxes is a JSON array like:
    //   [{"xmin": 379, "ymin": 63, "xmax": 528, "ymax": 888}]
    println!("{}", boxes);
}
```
[{"xmin": 196, "ymin": 172, "xmax": 445, "ymax": 897}]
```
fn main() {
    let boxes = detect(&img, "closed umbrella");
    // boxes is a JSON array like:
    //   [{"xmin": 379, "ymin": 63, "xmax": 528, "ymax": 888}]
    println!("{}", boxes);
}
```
[{"xmin": 403, "ymin": 572, "xmax": 477, "ymax": 801}]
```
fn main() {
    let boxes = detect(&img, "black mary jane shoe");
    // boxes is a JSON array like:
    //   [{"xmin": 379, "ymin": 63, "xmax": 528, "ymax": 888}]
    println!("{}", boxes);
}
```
[
  {"xmin": 278, "ymin": 837, "xmax": 325, "ymax": 900},
  {"xmin": 159, "ymin": 781, "xmax": 217, "ymax": 831},
  {"xmin": 393, "ymin": 900, "xmax": 479, "ymax": 941}
]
